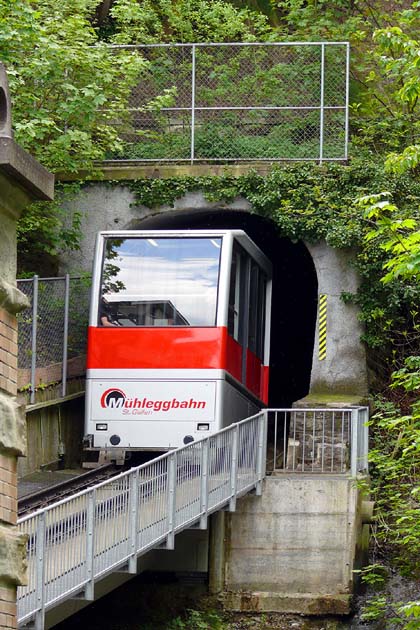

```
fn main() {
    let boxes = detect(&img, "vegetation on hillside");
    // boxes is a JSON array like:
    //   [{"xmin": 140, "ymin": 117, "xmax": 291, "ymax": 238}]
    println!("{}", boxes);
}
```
[{"xmin": 1, "ymin": 0, "xmax": 419, "ymax": 626}]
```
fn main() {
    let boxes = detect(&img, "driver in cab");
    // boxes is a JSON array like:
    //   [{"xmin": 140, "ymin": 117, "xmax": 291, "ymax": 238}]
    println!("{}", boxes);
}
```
[{"xmin": 100, "ymin": 297, "xmax": 120, "ymax": 327}]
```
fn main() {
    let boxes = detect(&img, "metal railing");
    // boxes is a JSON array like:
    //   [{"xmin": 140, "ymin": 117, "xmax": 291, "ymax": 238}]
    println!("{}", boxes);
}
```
[
  {"xmin": 267, "ymin": 407, "xmax": 369, "ymax": 475},
  {"xmin": 105, "ymin": 42, "xmax": 349, "ymax": 163},
  {"xmin": 17, "ymin": 407, "xmax": 368, "ymax": 629},
  {"xmin": 17, "ymin": 276, "xmax": 91, "ymax": 404},
  {"xmin": 17, "ymin": 412, "xmax": 267, "ymax": 629}
]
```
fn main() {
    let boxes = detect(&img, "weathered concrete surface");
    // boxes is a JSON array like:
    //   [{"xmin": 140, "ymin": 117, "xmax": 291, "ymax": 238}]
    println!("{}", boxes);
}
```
[
  {"xmin": 59, "ymin": 162, "xmax": 277, "ymax": 182},
  {"xmin": 59, "ymin": 184, "xmax": 251, "ymax": 274},
  {"xmin": 216, "ymin": 475, "xmax": 367, "ymax": 615},
  {"xmin": 304, "ymin": 243, "xmax": 368, "ymax": 401},
  {"xmin": 18, "ymin": 397, "xmax": 85, "ymax": 477},
  {"xmin": 0, "ymin": 138, "xmax": 54, "ymax": 202}
]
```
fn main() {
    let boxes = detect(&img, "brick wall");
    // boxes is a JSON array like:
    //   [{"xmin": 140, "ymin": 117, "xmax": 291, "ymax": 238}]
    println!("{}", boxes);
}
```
[
  {"xmin": 0, "ymin": 587, "xmax": 17, "ymax": 629},
  {"xmin": 0, "ymin": 454, "xmax": 17, "ymax": 526},
  {"xmin": 0, "ymin": 308, "xmax": 18, "ymax": 397},
  {"xmin": 0, "ymin": 302, "xmax": 24, "ymax": 630}
]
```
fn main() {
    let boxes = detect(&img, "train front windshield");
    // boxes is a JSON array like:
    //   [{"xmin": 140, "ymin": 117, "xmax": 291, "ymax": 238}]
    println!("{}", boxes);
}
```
[{"xmin": 99, "ymin": 237, "xmax": 222, "ymax": 327}]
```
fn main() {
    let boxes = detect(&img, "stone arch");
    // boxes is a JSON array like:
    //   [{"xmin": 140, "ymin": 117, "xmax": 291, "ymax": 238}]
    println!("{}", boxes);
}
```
[{"xmin": 63, "ymin": 185, "xmax": 368, "ymax": 403}]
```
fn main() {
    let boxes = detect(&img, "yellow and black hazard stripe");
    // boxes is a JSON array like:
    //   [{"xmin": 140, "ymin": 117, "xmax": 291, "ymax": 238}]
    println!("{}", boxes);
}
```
[{"xmin": 318, "ymin": 294, "xmax": 327, "ymax": 361}]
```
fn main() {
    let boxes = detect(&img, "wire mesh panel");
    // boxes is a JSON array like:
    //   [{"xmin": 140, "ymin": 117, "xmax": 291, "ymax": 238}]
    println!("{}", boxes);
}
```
[
  {"xmin": 67, "ymin": 277, "xmax": 90, "ymax": 360},
  {"xmin": 270, "ymin": 408, "xmax": 357, "ymax": 473},
  {"xmin": 105, "ymin": 42, "xmax": 349, "ymax": 163},
  {"xmin": 16, "ymin": 276, "xmax": 90, "ymax": 403},
  {"xmin": 37, "ymin": 279, "xmax": 66, "ymax": 368},
  {"xmin": 16, "ymin": 280, "xmax": 34, "ymax": 371}
]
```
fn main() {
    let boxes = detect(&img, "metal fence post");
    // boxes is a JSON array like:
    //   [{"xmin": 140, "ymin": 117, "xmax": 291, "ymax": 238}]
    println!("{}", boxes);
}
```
[
  {"xmin": 30, "ymin": 275, "xmax": 39, "ymax": 405},
  {"xmin": 344, "ymin": 42, "xmax": 350, "ymax": 161},
  {"xmin": 85, "ymin": 489, "xmax": 96, "ymax": 601},
  {"xmin": 350, "ymin": 409, "xmax": 359, "ymax": 477},
  {"xmin": 319, "ymin": 43, "xmax": 325, "ymax": 165},
  {"xmin": 166, "ymin": 453, "xmax": 177, "ymax": 549},
  {"xmin": 190, "ymin": 44, "xmax": 196, "ymax": 165},
  {"xmin": 256, "ymin": 412, "xmax": 267, "ymax": 495},
  {"xmin": 62, "ymin": 274, "xmax": 70, "ymax": 397},
  {"xmin": 362, "ymin": 407, "xmax": 369, "ymax": 473},
  {"xmin": 128, "ymin": 470, "xmax": 139, "ymax": 573},
  {"xmin": 229, "ymin": 425, "xmax": 239, "ymax": 512},
  {"xmin": 34, "ymin": 512, "xmax": 46, "ymax": 630},
  {"xmin": 199, "ymin": 440, "xmax": 209, "ymax": 529}
]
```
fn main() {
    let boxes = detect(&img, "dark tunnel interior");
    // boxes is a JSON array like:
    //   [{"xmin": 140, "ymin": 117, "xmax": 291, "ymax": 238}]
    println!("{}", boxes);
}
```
[{"xmin": 136, "ymin": 210, "xmax": 318, "ymax": 407}]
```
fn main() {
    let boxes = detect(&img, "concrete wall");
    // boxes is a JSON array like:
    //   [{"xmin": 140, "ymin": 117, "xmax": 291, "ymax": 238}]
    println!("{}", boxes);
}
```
[
  {"xmin": 304, "ymin": 243, "xmax": 368, "ymax": 402},
  {"xmin": 59, "ymin": 184, "xmax": 252, "ymax": 274},
  {"xmin": 18, "ymin": 397, "xmax": 85, "ymax": 478},
  {"xmin": 212, "ymin": 475, "xmax": 367, "ymax": 615}
]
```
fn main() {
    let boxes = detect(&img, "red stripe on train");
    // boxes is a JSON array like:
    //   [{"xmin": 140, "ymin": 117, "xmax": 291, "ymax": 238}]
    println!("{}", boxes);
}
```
[
  {"xmin": 87, "ymin": 326, "xmax": 269, "ymax": 403},
  {"xmin": 86, "ymin": 326, "xmax": 228, "ymax": 370}
]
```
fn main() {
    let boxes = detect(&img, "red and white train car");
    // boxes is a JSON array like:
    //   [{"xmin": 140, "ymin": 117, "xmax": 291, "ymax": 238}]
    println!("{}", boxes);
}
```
[{"xmin": 84, "ymin": 230, "xmax": 272, "ymax": 464}]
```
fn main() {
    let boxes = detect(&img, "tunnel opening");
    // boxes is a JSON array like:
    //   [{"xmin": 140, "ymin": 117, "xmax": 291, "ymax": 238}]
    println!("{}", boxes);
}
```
[{"xmin": 135, "ymin": 209, "xmax": 318, "ymax": 408}]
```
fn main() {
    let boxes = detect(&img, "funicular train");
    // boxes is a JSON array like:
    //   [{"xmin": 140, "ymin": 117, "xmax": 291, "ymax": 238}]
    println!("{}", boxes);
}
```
[{"xmin": 83, "ymin": 230, "xmax": 272, "ymax": 465}]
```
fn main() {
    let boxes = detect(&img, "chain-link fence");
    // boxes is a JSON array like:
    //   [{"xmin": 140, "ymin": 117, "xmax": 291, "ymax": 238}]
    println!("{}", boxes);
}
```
[
  {"xmin": 17, "ymin": 276, "xmax": 91, "ymax": 405},
  {"xmin": 105, "ymin": 42, "xmax": 349, "ymax": 163}
]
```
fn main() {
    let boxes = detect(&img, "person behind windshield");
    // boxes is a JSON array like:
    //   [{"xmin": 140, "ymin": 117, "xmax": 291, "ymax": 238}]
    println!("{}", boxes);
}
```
[{"xmin": 100, "ymin": 296, "xmax": 120, "ymax": 327}]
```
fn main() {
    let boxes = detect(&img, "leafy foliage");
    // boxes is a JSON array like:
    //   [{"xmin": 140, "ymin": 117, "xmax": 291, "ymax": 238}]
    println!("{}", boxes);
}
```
[
  {"xmin": 109, "ymin": 0, "xmax": 272, "ymax": 44},
  {"xmin": 0, "ymin": 0, "xmax": 146, "ymax": 174}
]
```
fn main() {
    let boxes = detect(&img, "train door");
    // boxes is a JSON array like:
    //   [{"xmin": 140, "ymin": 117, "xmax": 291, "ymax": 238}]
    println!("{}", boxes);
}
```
[{"xmin": 221, "ymin": 237, "xmax": 272, "ymax": 427}]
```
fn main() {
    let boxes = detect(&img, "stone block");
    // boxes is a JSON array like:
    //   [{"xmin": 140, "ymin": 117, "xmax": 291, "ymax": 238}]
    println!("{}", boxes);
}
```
[
  {"xmin": 0, "ymin": 525, "xmax": 27, "ymax": 586},
  {"xmin": 0, "ymin": 394, "xmax": 26, "ymax": 456}
]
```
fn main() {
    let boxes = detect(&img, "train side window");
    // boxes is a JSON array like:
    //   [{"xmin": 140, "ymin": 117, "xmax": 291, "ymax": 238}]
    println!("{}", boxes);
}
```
[
  {"xmin": 248, "ymin": 263, "xmax": 266, "ymax": 360},
  {"xmin": 228, "ymin": 246, "xmax": 246, "ymax": 344},
  {"xmin": 248, "ymin": 261, "xmax": 259, "ymax": 355},
  {"xmin": 257, "ymin": 271, "xmax": 267, "ymax": 360}
]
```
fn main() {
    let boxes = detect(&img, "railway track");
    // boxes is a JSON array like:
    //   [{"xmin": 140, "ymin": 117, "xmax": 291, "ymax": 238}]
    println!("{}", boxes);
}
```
[{"xmin": 18, "ymin": 464, "xmax": 120, "ymax": 517}]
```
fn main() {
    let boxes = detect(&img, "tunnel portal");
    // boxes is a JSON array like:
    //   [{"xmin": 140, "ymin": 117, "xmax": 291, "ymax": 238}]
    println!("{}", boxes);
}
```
[{"xmin": 135, "ymin": 210, "xmax": 318, "ymax": 408}]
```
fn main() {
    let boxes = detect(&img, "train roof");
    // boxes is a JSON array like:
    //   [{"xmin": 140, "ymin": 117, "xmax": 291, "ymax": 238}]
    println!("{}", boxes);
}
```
[{"xmin": 97, "ymin": 229, "xmax": 271, "ymax": 273}]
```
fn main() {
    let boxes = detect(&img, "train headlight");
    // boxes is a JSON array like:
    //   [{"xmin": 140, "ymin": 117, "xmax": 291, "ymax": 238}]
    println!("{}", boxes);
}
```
[
  {"xmin": 96, "ymin": 423, "xmax": 108, "ymax": 431},
  {"xmin": 110, "ymin": 434, "xmax": 121, "ymax": 446},
  {"xmin": 197, "ymin": 423, "xmax": 209, "ymax": 431}
]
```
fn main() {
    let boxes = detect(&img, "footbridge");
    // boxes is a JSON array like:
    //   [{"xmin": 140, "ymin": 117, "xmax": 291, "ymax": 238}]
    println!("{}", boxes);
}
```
[{"xmin": 17, "ymin": 407, "xmax": 369, "ymax": 630}]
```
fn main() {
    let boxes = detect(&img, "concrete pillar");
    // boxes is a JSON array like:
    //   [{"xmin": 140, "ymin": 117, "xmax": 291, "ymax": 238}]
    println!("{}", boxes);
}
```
[
  {"xmin": 0, "ymin": 63, "xmax": 54, "ymax": 627},
  {"xmin": 304, "ymin": 242, "xmax": 368, "ymax": 404},
  {"xmin": 222, "ymin": 475, "xmax": 367, "ymax": 615}
]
